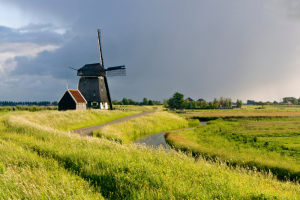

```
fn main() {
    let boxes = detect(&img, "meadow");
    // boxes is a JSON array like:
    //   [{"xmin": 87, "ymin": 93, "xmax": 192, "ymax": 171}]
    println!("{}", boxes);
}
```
[
  {"xmin": 0, "ymin": 106, "xmax": 58, "ymax": 112},
  {"xmin": 1, "ymin": 110, "xmax": 300, "ymax": 198},
  {"xmin": 6, "ymin": 109, "xmax": 138, "ymax": 132},
  {"xmin": 93, "ymin": 112, "xmax": 199, "ymax": 143},
  {"xmin": 180, "ymin": 105, "xmax": 300, "ymax": 118},
  {"xmin": 113, "ymin": 105, "xmax": 164, "ymax": 111},
  {"xmin": 165, "ymin": 117, "xmax": 300, "ymax": 182}
]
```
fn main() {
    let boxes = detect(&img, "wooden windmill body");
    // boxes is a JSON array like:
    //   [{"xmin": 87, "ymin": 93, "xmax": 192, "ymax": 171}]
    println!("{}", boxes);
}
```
[{"xmin": 77, "ymin": 30, "xmax": 126, "ymax": 110}]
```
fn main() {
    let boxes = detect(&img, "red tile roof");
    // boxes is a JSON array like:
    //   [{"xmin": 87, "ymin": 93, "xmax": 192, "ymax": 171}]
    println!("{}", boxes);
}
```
[{"xmin": 68, "ymin": 89, "xmax": 86, "ymax": 103}]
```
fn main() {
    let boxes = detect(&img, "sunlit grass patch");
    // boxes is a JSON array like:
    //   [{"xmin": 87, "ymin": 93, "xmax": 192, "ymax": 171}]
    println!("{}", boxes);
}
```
[
  {"xmin": 1, "ymin": 111, "xmax": 300, "ymax": 199},
  {"xmin": 5, "ymin": 109, "xmax": 139, "ymax": 132},
  {"xmin": 0, "ymin": 139, "xmax": 103, "ymax": 199},
  {"xmin": 166, "ymin": 118, "xmax": 300, "ymax": 181}
]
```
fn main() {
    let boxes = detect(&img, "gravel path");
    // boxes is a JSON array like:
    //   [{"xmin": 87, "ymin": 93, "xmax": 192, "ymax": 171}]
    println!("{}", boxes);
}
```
[{"xmin": 72, "ymin": 111, "xmax": 155, "ymax": 136}]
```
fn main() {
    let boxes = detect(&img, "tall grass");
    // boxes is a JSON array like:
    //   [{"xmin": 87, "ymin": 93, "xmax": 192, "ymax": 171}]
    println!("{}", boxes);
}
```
[
  {"xmin": 6, "ymin": 110, "xmax": 139, "ymax": 132},
  {"xmin": 93, "ymin": 112, "xmax": 198, "ymax": 143},
  {"xmin": 0, "ymin": 106, "xmax": 58, "ymax": 112},
  {"xmin": 165, "ymin": 118, "xmax": 300, "ymax": 181},
  {"xmin": 1, "ymin": 112, "xmax": 300, "ymax": 199},
  {"xmin": 0, "ymin": 138, "xmax": 104, "ymax": 199}
]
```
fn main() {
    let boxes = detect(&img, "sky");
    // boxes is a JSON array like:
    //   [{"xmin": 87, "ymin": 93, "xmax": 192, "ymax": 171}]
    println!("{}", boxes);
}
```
[{"xmin": 1, "ymin": 0, "xmax": 300, "ymax": 103}]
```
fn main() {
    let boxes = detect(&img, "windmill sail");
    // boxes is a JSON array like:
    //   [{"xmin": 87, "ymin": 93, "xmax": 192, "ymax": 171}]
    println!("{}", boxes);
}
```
[
  {"xmin": 106, "ymin": 65, "xmax": 126, "ymax": 77},
  {"xmin": 97, "ymin": 29, "xmax": 104, "ymax": 66}
]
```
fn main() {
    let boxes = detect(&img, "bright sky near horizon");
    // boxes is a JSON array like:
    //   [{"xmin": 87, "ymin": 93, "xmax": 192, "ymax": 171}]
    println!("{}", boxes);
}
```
[{"xmin": 1, "ymin": 0, "xmax": 300, "ymax": 103}]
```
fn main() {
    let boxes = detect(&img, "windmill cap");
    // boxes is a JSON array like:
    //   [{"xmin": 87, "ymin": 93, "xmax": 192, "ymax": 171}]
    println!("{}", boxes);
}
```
[{"xmin": 77, "ymin": 63, "xmax": 106, "ymax": 77}]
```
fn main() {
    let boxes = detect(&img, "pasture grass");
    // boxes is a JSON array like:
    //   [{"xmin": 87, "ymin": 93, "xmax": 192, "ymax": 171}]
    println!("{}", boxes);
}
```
[
  {"xmin": 1, "ymin": 111, "xmax": 300, "ymax": 198},
  {"xmin": 0, "ymin": 106, "xmax": 57, "ymax": 112},
  {"xmin": 114, "ymin": 105, "xmax": 164, "ymax": 111},
  {"xmin": 6, "ymin": 109, "xmax": 139, "ymax": 132},
  {"xmin": 165, "ymin": 117, "xmax": 300, "ymax": 181},
  {"xmin": 93, "ymin": 112, "xmax": 198, "ymax": 143},
  {"xmin": 182, "ymin": 105, "xmax": 300, "ymax": 118}
]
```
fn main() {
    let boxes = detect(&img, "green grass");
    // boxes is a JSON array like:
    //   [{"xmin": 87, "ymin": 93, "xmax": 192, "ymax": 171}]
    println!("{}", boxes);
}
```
[
  {"xmin": 1, "ymin": 112, "xmax": 300, "ymax": 198},
  {"xmin": 93, "ymin": 112, "xmax": 199, "ymax": 143},
  {"xmin": 0, "ymin": 106, "xmax": 58, "ymax": 112},
  {"xmin": 6, "ymin": 109, "xmax": 139, "ymax": 132},
  {"xmin": 165, "ymin": 117, "xmax": 300, "ymax": 182},
  {"xmin": 0, "ymin": 139, "xmax": 104, "ymax": 199},
  {"xmin": 113, "ymin": 105, "xmax": 164, "ymax": 111}
]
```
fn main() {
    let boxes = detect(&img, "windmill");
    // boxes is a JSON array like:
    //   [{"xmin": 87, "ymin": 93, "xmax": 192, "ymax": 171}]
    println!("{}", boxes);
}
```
[{"xmin": 75, "ymin": 29, "xmax": 126, "ymax": 110}]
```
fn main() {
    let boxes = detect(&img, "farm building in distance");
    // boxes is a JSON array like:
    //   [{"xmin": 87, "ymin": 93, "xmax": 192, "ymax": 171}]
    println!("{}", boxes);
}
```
[
  {"xmin": 186, "ymin": 97, "xmax": 194, "ymax": 102},
  {"xmin": 58, "ymin": 89, "xmax": 87, "ymax": 111},
  {"xmin": 197, "ymin": 98, "xmax": 206, "ymax": 102}
]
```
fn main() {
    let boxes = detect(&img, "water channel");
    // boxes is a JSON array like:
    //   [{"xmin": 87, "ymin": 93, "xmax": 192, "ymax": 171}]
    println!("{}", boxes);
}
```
[{"xmin": 132, "ymin": 121, "xmax": 207, "ymax": 149}]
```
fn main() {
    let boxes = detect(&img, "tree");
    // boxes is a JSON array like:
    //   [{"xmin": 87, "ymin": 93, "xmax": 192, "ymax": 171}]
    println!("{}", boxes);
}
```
[
  {"xmin": 200, "ymin": 101, "xmax": 207, "ymax": 109},
  {"xmin": 148, "ymin": 100, "xmax": 155, "ymax": 105},
  {"xmin": 236, "ymin": 99, "xmax": 243, "ymax": 108},
  {"xmin": 128, "ymin": 99, "xmax": 136, "ymax": 105},
  {"xmin": 168, "ymin": 92, "xmax": 184, "ymax": 109},
  {"xmin": 122, "ymin": 98, "xmax": 129, "ymax": 105},
  {"xmin": 228, "ymin": 98, "xmax": 232, "ymax": 107},
  {"xmin": 112, "ymin": 100, "xmax": 119, "ymax": 105},
  {"xmin": 219, "ymin": 97, "xmax": 224, "ymax": 107},
  {"xmin": 214, "ymin": 102, "xmax": 219, "ymax": 109},
  {"xmin": 294, "ymin": 98, "xmax": 298, "ymax": 105},
  {"xmin": 191, "ymin": 101, "xmax": 196, "ymax": 109},
  {"xmin": 143, "ymin": 98, "xmax": 148, "ymax": 105},
  {"xmin": 208, "ymin": 102, "xmax": 214, "ymax": 109},
  {"xmin": 195, "ymin": 101, "xmax": 201, "ymax": 108},
  {"xmin": 163, "ymin": 98, "xmax": 169, "ymax": 108},
  {"xmin": 182, "ymin": 99, "xmax": 190, "ymax": 109},
  {"xmin": 213, "ymin": 98, "xmax": 218, "ymax": 104}
]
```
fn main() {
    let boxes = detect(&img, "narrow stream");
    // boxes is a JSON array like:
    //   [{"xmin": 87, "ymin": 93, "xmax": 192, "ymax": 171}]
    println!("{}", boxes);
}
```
[{"xmin": 132, "ymin": 121, "xmax": 207, "ymax": 149}]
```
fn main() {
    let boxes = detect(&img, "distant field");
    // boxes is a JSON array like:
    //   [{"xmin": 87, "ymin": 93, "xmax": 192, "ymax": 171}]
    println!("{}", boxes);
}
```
[
  {"xmin": 165, "ymin": 117, "xmax": 300, "ymax": 181},
  {"xmin": 180, "ymin": 105, "xmax": 300, "ymax": 118},
  {"xmin": 113, "ymin": 105, "xmax": 164, "ymax": 111},
  {"xmin": 1, "ymin": 111, "xmax": 300, "ymax": 199}
]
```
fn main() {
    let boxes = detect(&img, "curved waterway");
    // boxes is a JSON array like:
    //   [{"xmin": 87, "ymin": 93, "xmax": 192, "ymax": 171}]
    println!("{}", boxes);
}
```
[{"xmin": 132, "ymin": 121, "xmax": 207, "ymax": 149}]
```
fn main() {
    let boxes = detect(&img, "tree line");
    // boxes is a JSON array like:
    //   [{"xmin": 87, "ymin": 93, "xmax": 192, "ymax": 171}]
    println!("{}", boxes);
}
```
[
  {"xmin": 112, "ymin": 98, "xmax": 162, "ymax": 106},
  {"xmin": 164, "ymin": 92, "xmax": 243, "ymax": 109}
]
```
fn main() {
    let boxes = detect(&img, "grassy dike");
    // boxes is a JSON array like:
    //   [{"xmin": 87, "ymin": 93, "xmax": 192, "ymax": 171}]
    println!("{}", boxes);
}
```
[
  {"xmin": 165, "ymin": 118, "xmax": 300, "ymax": 182},
  {"xmin": 1, "ymin": 111, "xmax": 300, "ymax": 199},
  {"xmin": 6, "ymin": 109, "xmax": 139, "ymax": 132},
  {"xmin": 93, "ymin": 112, "xmax": 200, "ymax": 143}
]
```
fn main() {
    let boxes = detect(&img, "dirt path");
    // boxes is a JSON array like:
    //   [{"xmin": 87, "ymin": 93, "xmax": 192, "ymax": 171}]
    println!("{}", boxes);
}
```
[{"xmin": 72, "ymin": 111, "xmax": 155, "ymax": 136}]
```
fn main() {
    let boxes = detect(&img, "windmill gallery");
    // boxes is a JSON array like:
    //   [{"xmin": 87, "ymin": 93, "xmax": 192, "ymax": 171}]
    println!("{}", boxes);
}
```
[{"xmin": 58, "ymin": 30, "xmax": 126, "ymax": 111}]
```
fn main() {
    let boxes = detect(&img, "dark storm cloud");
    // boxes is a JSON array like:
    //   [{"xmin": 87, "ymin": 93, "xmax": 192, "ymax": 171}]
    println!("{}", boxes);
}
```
[
  {"xmin": 11, "ymin": 35, "xmax": 99, "ymax": 80},
  {"xmin": 2, "ymin": 0, "xmax": 300, "ymax": 102},
  {"xmin": 0, "ymin": 24, "xmax": 64, "ymax": 45}
]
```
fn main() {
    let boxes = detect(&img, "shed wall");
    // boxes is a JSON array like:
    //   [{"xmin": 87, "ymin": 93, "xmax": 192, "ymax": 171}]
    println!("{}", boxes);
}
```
[{"xmin": 58, "ymin": 92, "xmax": 76, "ymax": 111}]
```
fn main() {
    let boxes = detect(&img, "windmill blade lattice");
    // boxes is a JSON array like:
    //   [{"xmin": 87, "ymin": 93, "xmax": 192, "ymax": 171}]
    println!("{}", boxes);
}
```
[{"xmin": 106, "ymin": 65, "xmax": 126, "ymax": 77}]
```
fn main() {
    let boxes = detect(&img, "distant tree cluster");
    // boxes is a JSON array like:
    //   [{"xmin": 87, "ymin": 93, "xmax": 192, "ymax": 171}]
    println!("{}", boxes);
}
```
[
  {"xmin": 164, "ymin": 93, "xmax": 241, "ymax": 109},
  {"xmin": 236, "ymin": 99, "xmax": 243, "ymax": 108},
  {"xmin": 112, "ymin": 98, "xmax": 161, "ymax": 106},
  {"xmin": 0, "ymin": 101, "xmax": 57, "ymax": 106}
]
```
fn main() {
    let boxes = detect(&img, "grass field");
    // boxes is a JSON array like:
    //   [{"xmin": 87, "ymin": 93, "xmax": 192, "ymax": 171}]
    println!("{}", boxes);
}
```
[
  {"xmin": 165, "ymin": 117, "xmax": 300, "ymax": 182},
  {"xmin": 179, "ymin": 105, "xmax": 300, "ymax": 118},
  {"xmin": 113, "ymin": 105, "xmax": 164, "ymax": 111},
  {"xmin": 0, "ymin": 111, "xmax": 300, "ymax": 198},
  {"xmin": 6, "ymin": 109, "xmax": 139, "ymax": 132},
  {"xmin": 93, "ymin": 112, "xmax": 199, "ymax": 143}
]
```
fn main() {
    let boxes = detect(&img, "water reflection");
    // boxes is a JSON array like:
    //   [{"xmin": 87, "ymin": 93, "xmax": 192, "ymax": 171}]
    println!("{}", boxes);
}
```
[
  {"xmin": 133, "ymin": 132, "xmax": 170, "ymax": 149},
  {"xmin": 132, "ymin": 121, "xmax": 207, "ymax": 149}
]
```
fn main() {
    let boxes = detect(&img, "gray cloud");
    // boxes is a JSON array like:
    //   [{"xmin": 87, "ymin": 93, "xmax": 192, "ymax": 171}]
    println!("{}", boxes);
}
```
[
  {"xmin": 2, "ymin": 0, "xmax": 300, "ymax": 102},
  {"xmin": 0, "ymin": 25, "xmax": 65, "ymax": 45}
]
